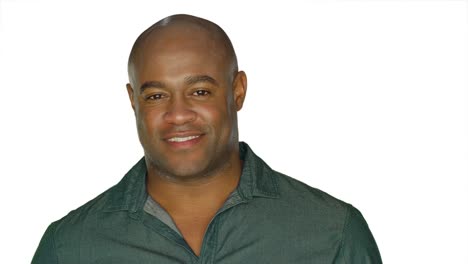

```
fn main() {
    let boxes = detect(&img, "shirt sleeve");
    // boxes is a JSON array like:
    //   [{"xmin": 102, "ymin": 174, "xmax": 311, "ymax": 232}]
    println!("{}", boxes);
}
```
[
  {"xmin": 337, "ymin": 205, "xmax": 382, "ymax": 264},
  {"xmin": 31, "ymin": 222, "xmax": 59, "ymax": 264}
]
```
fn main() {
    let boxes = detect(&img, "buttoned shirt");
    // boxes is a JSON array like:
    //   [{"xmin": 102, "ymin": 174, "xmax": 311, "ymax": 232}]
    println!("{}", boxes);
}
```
[{"xmin": 32, "ymin": 142, "xmax": 382, "ymax": 263}]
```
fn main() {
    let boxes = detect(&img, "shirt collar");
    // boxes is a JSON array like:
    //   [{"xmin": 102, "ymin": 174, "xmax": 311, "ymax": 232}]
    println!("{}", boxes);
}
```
[
  {"xmin": 236, "ymin": 142, "xmax": 280, "ymax": 200},
  {"xmin": 103, "ymin": 142, "xmax": 279, "ymax": 215}
]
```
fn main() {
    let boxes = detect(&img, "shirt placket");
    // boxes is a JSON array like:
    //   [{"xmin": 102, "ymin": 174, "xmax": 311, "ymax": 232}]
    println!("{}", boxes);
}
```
[{"xmin": 196, "ymin": 191, "xmax": 247, "ymax": 264}]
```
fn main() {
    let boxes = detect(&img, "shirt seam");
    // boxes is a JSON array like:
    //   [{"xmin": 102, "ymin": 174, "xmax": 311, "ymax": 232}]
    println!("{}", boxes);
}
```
[
  {"xmin": 209, "ymin": 217, "xmax": 219, "ymax": 264},
  {"xmin": 51, "ymin": 222, "xmax": 60, "ymax": 264},
  {"xmin": 339, "ymin": 204, "xmax": 352, "ymax": 264}
]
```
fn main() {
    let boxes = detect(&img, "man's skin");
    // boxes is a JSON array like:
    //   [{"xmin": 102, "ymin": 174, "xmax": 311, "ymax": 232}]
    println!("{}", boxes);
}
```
[{"xmin": 126, "ymin": 14, "xmax": 248, "ymax": 256}]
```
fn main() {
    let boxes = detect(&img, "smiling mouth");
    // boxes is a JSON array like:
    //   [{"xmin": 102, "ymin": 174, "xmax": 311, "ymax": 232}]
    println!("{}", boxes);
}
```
[{"xmin": 167, "ymin": 135, "xmax": 200, "ymax": 142}]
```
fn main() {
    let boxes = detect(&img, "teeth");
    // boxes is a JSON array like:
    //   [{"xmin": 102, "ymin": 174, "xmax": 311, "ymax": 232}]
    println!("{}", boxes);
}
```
[{"xmin": 167, "ymin": 135, "xmax": 199, "ymax": 142}]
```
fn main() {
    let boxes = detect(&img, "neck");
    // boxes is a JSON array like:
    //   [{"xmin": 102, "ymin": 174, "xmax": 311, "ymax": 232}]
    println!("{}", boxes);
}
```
[{"xmin": 146, "ymin": 152, "xmax": 242, "ymax": 213}]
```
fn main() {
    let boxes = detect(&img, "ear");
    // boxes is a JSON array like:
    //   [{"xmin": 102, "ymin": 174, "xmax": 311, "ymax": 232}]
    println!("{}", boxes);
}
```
[
  {"xmin": 126, "ymin": 83, "xmax": 136, "ymax": 111},
  {"xmin": 232, "ymin": 71, "xmax": 247, "ymax": 111}
]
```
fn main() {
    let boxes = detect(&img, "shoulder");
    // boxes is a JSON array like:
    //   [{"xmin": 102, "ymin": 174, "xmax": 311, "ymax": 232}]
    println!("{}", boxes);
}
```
[
  {"xmin": 248, "ymin": 168, "xmax": 354, "ymax": 238},
  {"xmin": 242, "ymin": 142, "xmax": 349, "ymax": 214},
  {"xmin": 50, "ymin": 157, "xmax": 146, "ymax": 232},
  {"xmin": 32, "ymin": 186, "xmax": 117, "ymax": 264},
  {"xmin": 272, "ymin": 171, "xmax": 382, "ymax": 263},
  {"xmin": 32, "ymin": 158, "xmax": 147, "ymax": 263},
  {"xmin": 274, "ymin": 170, "xmax": 350, "ymax": 213},
  {"xmin": 48, "ymin": 184, "xmax": 115, "ymax": 236}
]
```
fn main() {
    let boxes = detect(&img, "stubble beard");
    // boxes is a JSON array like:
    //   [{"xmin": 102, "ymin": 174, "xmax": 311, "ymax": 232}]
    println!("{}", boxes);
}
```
[{"xmin": 144, "ymin": 136, "xmax": 237, "ymax": 184}]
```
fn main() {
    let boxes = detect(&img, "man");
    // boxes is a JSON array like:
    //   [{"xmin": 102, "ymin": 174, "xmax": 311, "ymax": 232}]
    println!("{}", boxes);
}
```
[{"xmin": 32, "ymin": 14, "xmax": 382, "ymax": 263}]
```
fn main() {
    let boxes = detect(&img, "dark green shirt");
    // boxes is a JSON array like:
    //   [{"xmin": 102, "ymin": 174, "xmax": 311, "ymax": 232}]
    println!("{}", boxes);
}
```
[{"xmin": 32, "ymin": 142, "xmax": 382, "ymax": 263}]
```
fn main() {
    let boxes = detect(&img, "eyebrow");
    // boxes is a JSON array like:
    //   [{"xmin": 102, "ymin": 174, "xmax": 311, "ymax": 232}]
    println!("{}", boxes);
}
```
[
  {"xmin": 140, "ymin": 81, "xmax": 166, "ymax": 93},
  {"xmin": 184, "ymin": 75, "xmax": 218, "ymax": 86},
  {"xmin": 139, "ymin": 75, "xmax": 218, "ymax": 93}
]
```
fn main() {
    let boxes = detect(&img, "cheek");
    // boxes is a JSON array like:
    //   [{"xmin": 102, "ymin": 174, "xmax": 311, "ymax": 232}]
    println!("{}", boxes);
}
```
[
  {"xmin": 197, "ymin": 101, "xmax": 233, "ymax": 134},
  {"xmin": 137, "ymin": 108, "xmax": 164, "ymax": 137}
]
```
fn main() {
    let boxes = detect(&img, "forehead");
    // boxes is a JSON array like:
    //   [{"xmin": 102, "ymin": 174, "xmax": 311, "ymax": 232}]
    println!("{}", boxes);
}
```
[{"xmin": 131, "ymin": 25, "xmax": 231, "ymax": 84}]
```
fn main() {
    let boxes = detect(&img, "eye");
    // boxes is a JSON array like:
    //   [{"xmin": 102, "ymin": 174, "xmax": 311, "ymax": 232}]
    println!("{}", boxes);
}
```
[
  {"xmin": 146, "ymin": 93, "xmax": 164, "ymax": 100},
  {"xmin": 193, "ymin": 90, "xmax": 211, "ymax": 96}
]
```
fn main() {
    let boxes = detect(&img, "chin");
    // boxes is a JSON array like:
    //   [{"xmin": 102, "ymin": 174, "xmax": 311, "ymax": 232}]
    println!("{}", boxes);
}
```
[
  {"xmin": 153, "ymin": 158, "xmax": 210, "ymax": 179},
  {"xmin": 146, "ymin": 143, "xmax": 233, "ymax": 180},
  {"xmin": 164, "ymin": 167, "xmax": 212, "ymax": 181}
]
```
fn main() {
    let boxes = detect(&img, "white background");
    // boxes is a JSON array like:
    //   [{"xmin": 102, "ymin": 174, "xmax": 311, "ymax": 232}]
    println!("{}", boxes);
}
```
[{"xmin": 1, "ymin": 0, "xmax": 467, "ymax": 263}]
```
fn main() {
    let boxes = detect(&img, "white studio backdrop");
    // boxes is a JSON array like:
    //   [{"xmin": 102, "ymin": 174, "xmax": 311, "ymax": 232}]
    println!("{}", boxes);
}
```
[{"xmin": 1, "ymin": 0, "xmax": 467, "ymax": 263}]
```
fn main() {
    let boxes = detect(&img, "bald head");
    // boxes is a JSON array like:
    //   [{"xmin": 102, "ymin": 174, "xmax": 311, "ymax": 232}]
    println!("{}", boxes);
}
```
[
  {"xmin": 127, "ymin": 14, "xmax": 238, "ymax": 86},
  {"xmin": 124, "ymin": 14, "xmax": 248, "ymax": 182}
]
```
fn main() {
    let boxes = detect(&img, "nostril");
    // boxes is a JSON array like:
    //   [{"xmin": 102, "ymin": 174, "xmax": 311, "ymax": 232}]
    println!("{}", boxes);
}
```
[{"xmin": 164, "ymin": 109, "xmax": 197, "ymax": 125}]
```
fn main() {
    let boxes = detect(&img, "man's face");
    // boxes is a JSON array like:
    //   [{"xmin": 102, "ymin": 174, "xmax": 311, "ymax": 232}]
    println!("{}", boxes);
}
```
[{"xmin": 127, "ymin": 29, "xmax": 246, "ymax": 180}]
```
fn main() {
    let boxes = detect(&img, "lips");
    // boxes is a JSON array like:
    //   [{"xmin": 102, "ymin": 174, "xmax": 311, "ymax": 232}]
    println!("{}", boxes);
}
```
[
  {"xmin": 167, "ymin": 135, "xmax": 200, "ymax": 142},
  {"xmin": 163, "ymin": 131, "xmax": 205, "ymax": 148}
]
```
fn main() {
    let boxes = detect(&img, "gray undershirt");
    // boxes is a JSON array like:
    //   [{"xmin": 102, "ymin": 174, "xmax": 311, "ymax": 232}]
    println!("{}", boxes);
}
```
[{"xmin": 143, "ymin": 190, "xmax": 239, "ymax": 238}]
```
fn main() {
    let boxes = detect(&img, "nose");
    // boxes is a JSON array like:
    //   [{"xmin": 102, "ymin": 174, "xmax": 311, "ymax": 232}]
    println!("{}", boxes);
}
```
[{"xmin": 163, "ymin": 96, "xmax": 197, "ymax": 125}]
